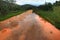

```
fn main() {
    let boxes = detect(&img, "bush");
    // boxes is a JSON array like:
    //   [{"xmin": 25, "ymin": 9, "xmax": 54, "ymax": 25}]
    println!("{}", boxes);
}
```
[{"xmin": 38, "ymin": 2, "xmax": 53, "ymax": 11}]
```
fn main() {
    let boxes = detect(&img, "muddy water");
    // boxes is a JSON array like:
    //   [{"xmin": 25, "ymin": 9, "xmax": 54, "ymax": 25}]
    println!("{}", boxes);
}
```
[{"xmin": 0, "ymin": 10, "xmax": 60, "ymax": 40}]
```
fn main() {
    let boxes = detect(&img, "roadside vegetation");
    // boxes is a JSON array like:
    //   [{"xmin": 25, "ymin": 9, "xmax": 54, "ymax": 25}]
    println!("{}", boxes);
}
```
[
  {"xmin": 35, "ymin": 6, "xmax": 60, "ymax": 29},
  {"xmin": 0, "ymin": 0, "xmax": 25, "ymax": 21}
]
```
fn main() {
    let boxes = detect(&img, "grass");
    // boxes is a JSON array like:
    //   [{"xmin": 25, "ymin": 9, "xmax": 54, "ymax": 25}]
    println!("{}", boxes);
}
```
[
  {"xmin": 35, "ymin": 6, "xmax": 60, "ymax": 29},
  {"xmin": 0, "ymin": 10, "xmax": 25, "ymax": 21}
]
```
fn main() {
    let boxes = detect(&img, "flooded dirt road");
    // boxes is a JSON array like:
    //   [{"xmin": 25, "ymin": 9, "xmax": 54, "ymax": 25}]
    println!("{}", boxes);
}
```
[{"xmin": 0, "ymin": 10, "xmax": 60, "ymax": 40}]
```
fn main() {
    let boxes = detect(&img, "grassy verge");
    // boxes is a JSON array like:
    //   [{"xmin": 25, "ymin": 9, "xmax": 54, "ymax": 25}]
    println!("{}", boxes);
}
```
[
  {"xmin": 0, "ymin": 10, "xmax": 25, "ymax": 21},
  {"xmin": 34, "ymin": 6, "xmax": 60, "ymax": 29}
]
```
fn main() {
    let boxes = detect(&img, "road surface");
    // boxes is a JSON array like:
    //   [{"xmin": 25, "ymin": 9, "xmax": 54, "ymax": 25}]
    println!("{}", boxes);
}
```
[{"xmin": 0, "ymin": 10, "xmax": 60, "ymax": 40}]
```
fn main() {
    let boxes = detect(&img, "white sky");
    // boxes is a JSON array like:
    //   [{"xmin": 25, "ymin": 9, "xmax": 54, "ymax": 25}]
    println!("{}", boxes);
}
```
[{"xmin": 16, "ymin": 0, "xmax": 60, "ymax": 6}]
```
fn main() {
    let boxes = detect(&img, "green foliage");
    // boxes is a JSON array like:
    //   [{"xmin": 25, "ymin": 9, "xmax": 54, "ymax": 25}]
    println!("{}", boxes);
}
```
[
  {"xmin": 38, "ymin": 2, "xmax": 53, "ymax": 11},
  {"xmin": 20, "ymin": 4, "xmax": 38, "ymax": 10},
  {"xmin": 0, "ymin": 10, "xmax": 25, "ymax": 21},
  {"xmin": 0, "ymin": 0, "xmax": 21, "ymax": 16},
  {"xmin": 0, "ymin": 0, "xmax": 24, "ymax": 21},
  {"xmin": 54, "ymin": 1, "xmax": 60, "ymax": 6},
  {"xmin": 3, "ymin": 0, "xmax": 16, "ymax": 3},
  {"xmin": 34, "ymin": 6, "xmax": 60, "ymax": 29}
]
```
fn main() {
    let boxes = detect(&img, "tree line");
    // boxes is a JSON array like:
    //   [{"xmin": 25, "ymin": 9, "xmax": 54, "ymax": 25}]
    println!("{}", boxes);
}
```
[
  {"xmin": 0, "ymin": 0, "xmax": 60, "ymax": 16},
  {"xmin": 0, "ymin": 0, "xmax": 21, "ymax": 16}
]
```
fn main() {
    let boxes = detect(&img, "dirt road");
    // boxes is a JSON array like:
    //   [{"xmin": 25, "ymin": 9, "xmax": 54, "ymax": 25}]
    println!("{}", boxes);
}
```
[{"xmin": 0, "ymin": 10, "xmax": 60, "ymax": 40}]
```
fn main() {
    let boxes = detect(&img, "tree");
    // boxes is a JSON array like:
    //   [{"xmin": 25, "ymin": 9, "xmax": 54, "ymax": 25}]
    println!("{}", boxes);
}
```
[
  {"xmin": 0, "ymin": 0, "xmax": 16, "ymax": 16},
  {"xmin": 45, "ymin": 2, "xmax": 53, "ymax": 10},
  {"xmin": 3, "ymin": 0, "xmax": 16, "ymax": 3},
  {"xmin": 38, "ymin": 2, "xmax": 53, "ymax": 11},
  {"xmin": 54, "ymin": 1, "xmax": 60, "ymax": 6},
  {"xmin": 0, "ymin": 0, "xmax": 9, "ymax": 16}
]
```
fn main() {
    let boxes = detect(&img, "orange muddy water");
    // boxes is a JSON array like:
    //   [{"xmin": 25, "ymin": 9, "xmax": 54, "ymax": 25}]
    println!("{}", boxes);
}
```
[{"xmin": 0, "ymin": 10, "xmax": 60, "ymax": 40}]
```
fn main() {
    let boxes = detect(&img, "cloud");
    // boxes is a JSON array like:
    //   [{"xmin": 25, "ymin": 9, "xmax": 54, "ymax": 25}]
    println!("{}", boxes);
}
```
[{"xmin": 16, "ymin": 0, "xmax": 60, "ymax": 6}]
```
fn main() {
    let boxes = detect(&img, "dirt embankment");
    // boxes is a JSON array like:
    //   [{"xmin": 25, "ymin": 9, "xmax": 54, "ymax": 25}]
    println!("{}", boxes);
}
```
[{"xmin": 0, "ymin": 10, "xmax": 60, "ymax": 40}]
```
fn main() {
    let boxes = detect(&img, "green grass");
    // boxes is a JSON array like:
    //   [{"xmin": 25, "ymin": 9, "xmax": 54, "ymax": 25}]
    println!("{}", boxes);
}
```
[
  {"xmin": 0, "ymin": 10, "xmax": 25, "ymax": 21},
  {"xmin": 35, "ymin": 6, "xmax": 60, "ymax": 29}
]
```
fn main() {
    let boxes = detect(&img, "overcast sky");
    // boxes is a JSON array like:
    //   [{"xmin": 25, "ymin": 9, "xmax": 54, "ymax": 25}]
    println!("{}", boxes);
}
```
[{"xmin": 16, "ymin": 0, "xmax": 60, "ymax": 6}]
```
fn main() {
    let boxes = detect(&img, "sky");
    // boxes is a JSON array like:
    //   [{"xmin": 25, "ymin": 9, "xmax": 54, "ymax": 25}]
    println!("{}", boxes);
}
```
[{"xmin": 16, "ymin": 0, "xmax": 60, "ymax": 6}]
